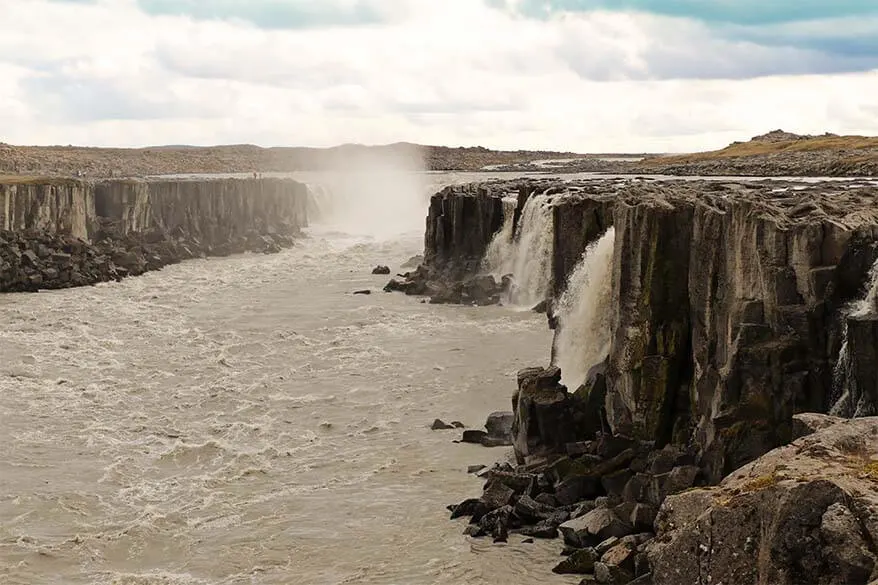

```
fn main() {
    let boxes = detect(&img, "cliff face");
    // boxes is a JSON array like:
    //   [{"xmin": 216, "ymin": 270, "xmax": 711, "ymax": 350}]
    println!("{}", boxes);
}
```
[
  {"xmin": 0, "ymin": 177, "xmax": 309, "ymax": 292},
  {"xmin": 605, "ymin": 184, "xmax": 878, "ymax": 479},
  {"xmin": 422, "ymin": 182, "xmax": 508, "ymax": 280},
  {"xmin": 412, "ymin": 178, "xmax": 878, "ymax": 480},
  {"xmin": 94, "ymin": 178, "xmax": 308, "ymax": 244},
  {"xmin": 1, "ymin": 179, "xmax": 94, "ymax": 240}
]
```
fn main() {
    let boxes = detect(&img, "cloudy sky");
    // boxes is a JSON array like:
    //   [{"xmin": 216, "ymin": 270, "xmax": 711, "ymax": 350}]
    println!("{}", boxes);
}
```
[{"xmin": 2, "ymin": 0, "xmax": 877, "ymax": 151}]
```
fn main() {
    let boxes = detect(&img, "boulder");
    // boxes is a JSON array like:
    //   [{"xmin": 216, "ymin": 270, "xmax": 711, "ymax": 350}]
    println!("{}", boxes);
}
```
[
  {"xmin": 480, "ymin": 481, "xmax": 515, "ymax": 511},
  {"xmin": 431, "ymin": 419, "xmax": 455, "ymax": 430},
  {"xmin": 560, "ymin": 508, "xmax": 633, "ymax": 548},
  {"xmin": 372, "ymin": 265, "xmax": 391, "ymax": 275},
  {"xmin": 512, "ymin": 366, "xmax": 592, "ymax": 462},
  {"xmin": 461, "ymin": 430, "xmax": 488, "ymax": 444},
  {"xmin": 791, "ymin": 412, "xmax": 844, "ymax": 440},
  {"xmin": 648, "ymin": 417, "xmax": 878, "ymax": 585},
  {"xmin": 483, "ymin": 411, "xmax": 514, "ymax": 446},
  {"xmin": 553, "ymin": 547, "xmax": 599, "ymax": 575},
  {"xmin": 518, "ymin": 520, "xmax": 560, "ymax": 539}
]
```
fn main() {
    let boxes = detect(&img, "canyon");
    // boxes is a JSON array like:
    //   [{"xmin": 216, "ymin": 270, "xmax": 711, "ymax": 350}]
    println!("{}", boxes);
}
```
[
  {"xmin": 389, "ymin": 176, "xmax": 878, "ymax": 585},
  {"xmin": 0, "ymin": 176, "xmax": 308, "ymax": 292}
]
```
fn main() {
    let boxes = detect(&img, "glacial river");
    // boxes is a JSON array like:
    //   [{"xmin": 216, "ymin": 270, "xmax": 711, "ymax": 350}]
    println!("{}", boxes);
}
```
[{"xmin": 0, "ymin": 171, "xmax": 584, "ymax": 585}]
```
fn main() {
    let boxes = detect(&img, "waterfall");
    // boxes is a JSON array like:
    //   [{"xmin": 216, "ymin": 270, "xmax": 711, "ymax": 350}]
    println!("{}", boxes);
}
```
[
  {"xmin": 305, "ymin": 183, "xmax": 332, "ymax": 223},
  {"xmin": 830, "ymin": 257, "xmax": 878, "ymax": 417},
  {"xmin": 482, "ymin": 196, "xmax": 518, "ymax": 277},
  {"xmin": 506, "ymin": 194, "xmax": 555, "ymax": 307},
  {"xmin": 553, "ymin": 227, "xmax": 616, "ymax": 389}
]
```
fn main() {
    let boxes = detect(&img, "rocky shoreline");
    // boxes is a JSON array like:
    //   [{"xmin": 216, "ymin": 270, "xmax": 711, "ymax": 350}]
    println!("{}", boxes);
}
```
[
  {"xmin": 393, "ymin": 176, "xmax": 878, "ymax": 584},
  {"xmin": 0, "ymin": 177, "xmax": 308, "ymax": 292}
]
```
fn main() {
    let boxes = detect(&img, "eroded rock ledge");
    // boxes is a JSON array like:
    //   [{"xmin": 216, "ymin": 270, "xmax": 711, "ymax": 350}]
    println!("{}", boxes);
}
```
[
  {"xmin": 421, "ymin": 178, "xmax": 878, "ymax": 584},
  {"xmin": 0, "ymin": 177, "xmax": 308, "ymax": 292}
]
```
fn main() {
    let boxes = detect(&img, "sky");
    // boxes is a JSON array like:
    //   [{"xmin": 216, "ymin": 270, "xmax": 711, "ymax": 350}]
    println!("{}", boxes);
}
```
[{"xmin": 1, "ymin": 0, "xmax": 877, "ymax": 152}]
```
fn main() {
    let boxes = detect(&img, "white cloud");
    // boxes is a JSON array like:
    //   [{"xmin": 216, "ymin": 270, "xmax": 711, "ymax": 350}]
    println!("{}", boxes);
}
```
[{"xmin": 0, "ymin": 0, "xmax": 876, "ymax": 151}]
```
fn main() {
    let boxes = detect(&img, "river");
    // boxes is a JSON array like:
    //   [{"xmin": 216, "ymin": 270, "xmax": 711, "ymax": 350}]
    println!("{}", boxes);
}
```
[{"xmin": 0, "ymin": 171, "xmax": 583, "ymax": 585}]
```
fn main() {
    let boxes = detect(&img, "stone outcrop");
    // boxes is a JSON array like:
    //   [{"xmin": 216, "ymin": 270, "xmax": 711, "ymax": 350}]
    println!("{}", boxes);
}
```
[
  {"xmin": 0, "ymin": 177, "xmax": 308, "ymax": 292},
  {"xmin": 648, "ymin": 416, "xmax": 878, "ymax": 585}
]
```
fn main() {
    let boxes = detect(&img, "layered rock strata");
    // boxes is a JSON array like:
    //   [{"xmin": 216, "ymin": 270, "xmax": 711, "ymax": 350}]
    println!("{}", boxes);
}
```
[{"xmin": 0, "ymin": 177, "xmax": 308, "ymax": 292}]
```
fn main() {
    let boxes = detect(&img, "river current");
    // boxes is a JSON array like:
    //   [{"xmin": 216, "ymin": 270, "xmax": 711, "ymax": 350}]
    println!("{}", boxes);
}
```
[{"xmin": 0, "ymin": 171, "xmax": 584, "ymax": 585}]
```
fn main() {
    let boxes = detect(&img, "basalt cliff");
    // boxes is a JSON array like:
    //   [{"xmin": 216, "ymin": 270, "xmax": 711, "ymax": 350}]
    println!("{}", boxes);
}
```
[
  {"xmin": 0, "ymin": 177, "xmax": 308, "ymax": 292},
  {"xmin": 392, "ymin": 177, "xmax": 878, "ymax": 585}
]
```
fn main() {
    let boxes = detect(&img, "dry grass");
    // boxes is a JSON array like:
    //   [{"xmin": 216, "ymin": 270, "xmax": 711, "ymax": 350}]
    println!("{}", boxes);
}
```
[
  {"xmin": 642, "ymin": 135, "xmax": 878, "ymax": 166},
  {"xmin": 0, "ymin": 175, "xmax": 85, "ymax": 186},
  {"xmin": 741, "ymin": 472, "xmax": 780, "ymax": 493}
]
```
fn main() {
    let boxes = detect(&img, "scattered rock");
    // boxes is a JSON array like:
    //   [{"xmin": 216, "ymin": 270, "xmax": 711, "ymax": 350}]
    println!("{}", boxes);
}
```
[
  {"xmin": 467, "ymin": 464, "xmax": 486, "ymax": 474},
  {"xmin": 371, "ymin": 265, "xmax": 391, "ymax": 275},
  {"xmin": 431, "ymin": 419, "xmax": 455, "ymax": 430},
  {"xmin": 352, "ymin": 289, "xmax": 371, "ymax": 295}
]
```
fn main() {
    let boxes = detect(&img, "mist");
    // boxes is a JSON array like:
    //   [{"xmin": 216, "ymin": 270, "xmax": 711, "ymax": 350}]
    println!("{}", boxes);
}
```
[{"xmin": 305, "ymin": 146, "xmax": 431, "ymax": 240}]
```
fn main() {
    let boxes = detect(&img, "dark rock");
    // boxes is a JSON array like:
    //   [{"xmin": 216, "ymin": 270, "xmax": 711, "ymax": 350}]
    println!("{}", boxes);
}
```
[
  {"xmin": 601, "ymin": 469, "xmax": 633, "ymax": 497},
  {"xmin": 553, "ymin": 547, "xmax": 599, "ymax": 575},
  {"xmin": 534, "ymin": 493, "xmax": 559, "ymax": 508},
  {"xmin": 531, "ymin": 299, "xmax": 548, "ymax": 313},
  {"xmin": 518, "ymin": 520, "xmax": 559, "ymax": 539},
  {"xmin": 352, "ymin": 289, "xmax": 371, "ymax": 295},
  {"xmin": 513, "ymin": 494, "xmax": 556, "ymax": 523},
  {"xmin": 521, "ymin": 537, "xmax": 534, "ymax": 544},
  {"xmin": 554, "ymin": 476, "xmax": 602, "ymax": 506},
  {"xmin": 480, "ymin": 481, "xmax": 515, "ymax": 511},
  {"xmin": 451, "ymin": 421, "xmax": 466, "ymax": 428},
  {"xmin": 431, "ymin": 419, "xmax": 455, "ymax": 430},
  {"xmin": 479, "ymin": 504, "xmax": 512, "ymax": 537},
  {"xmin": 449, "ymin": 498, "xmax": 488, "ymax": 520},
  {"xmin": 560, "ymin": 508, "xmax": 633, "ymax": 548},
  {"xmin": 628, "ymin": 504, "xmax": 658, "ymax": 532},
  {"xmin": 484, "ymin": 411, "xmax": 514, "ymax": 442},
  {"xmin": 566, "ymin": 441, "xmax": 596, "ymax": 457},
  {"xmin": 461, "ymin": 430, "xmax": 488, "ymax": 444},
  {"xmin": 467, "ymin": 465, "xmax": 486, "ymax": 474},
  {"xmin": 371, "ymin": 265, "xmax": 391, "ymax": 275}
]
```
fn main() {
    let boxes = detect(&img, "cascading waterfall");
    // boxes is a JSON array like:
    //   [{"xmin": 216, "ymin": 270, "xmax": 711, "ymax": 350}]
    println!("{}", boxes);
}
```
[
  {"xmin": 504, "ymin": 194, "xmax": 554, "ymax": 307},
  {"xmin": 482, "ymin": 196, "xmax": 518, "ymax": 276},
  {"xmin": 305, "ymin": 183, "xmax": 332, "ymax": 223},
  {"xmin": 552, "ymin": 227, "xmax": 616, "ymax": 389},
  {"xmin": 830, "ymin": 257, "xmax": 878, "ymax": 417}
]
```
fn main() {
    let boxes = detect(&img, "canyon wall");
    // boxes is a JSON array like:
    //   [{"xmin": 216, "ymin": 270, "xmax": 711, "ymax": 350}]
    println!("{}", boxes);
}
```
[
  {"xmin": 411, "ymin": 178, "xmax": 878, "ymax": 478},
  {"xmin": 0, "ymin": 177, "xmax": 308, "ymax": 292}
]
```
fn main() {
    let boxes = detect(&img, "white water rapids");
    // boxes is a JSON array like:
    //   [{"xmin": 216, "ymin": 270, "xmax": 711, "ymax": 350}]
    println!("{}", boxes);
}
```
[
  {"xmin": 0, "ymin": 171, "xmax": 582, "ymax": 585},
  {"xmin": 552, "ymin": 228, "xmax": 616, "ymax": 389}
]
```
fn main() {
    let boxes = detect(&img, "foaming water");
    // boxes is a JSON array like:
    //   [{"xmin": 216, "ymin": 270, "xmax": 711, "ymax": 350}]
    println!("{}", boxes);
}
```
[
  {"xmin": 0, "ymin": 173, "xmax": 569, "ymax": 585},
  {"xmin": 482, "ymin": 196, "xmax": 518, "ymax": 277},
  {"xmin": 553, "ymin": 228, "xmax": 616, "ymax": 388},
  {"xmin": 830, "ymin": 257, "xmax": 878, "ymax": 417},
  {"xmin": 498, "ymin": 194, "xmax": 554, "ymax": 308}
]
